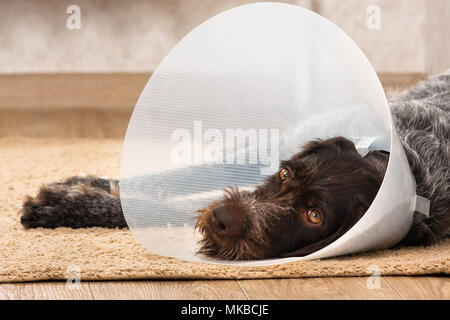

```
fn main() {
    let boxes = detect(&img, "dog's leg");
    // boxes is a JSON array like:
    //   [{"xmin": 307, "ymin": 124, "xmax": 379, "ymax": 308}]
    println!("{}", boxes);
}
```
[{"xmin": 20, "ymin": 176, "xmax": 127, "ymax": 229}]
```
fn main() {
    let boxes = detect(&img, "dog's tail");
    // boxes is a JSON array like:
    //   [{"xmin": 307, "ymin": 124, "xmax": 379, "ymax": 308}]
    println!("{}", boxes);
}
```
[{"xmin": 20, "ymin": 176, "xmax": 127, "ymax": 229}]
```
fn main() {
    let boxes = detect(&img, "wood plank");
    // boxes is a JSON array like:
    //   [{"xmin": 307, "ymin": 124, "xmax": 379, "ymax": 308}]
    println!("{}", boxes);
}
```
[
  {"xmin": 378, "ymin": 72, "xmax": 426, "ymax": 89},
  {"xmin": 0, "ymin": 72, "xmax": 425, "ymax": 138},
  {"xmin": 0, "ymin": 108, "xmax": 131, "ymax": 138},
  {"xmin": 385, "ymin": 276, "xmax": 450, "ymax": 300},
  {"xmin": 0, "ymin": 73, "xmax": 149, "ymax": 110},
  {"xmin": 238, "ymin": 277, "xmax": 401, "ymax": 300},
  {"xmin": 88, "ymin": 280, "xmax": 247, "ymax": 300},
  {"xmin": 0, "ymin": 282, "xmax": 93, "ymax": 300},
  {"xmin": 0, "ymin": 73, "xmax": 424, "ymax": 110},
  {"xmin": 2, "ymin": 277, "xmax": 446, "ymax": 300}
]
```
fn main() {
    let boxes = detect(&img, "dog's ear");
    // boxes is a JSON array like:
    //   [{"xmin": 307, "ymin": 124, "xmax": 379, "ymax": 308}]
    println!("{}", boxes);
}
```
[
  {"xmin": 327, "ymin": 136, "xmax": 359, "ymax": 153},
  {"xmin": 281, "ymin": 203, "xmax": 367, "ymax": 257},
  {"xmin": 302, "ymin": 137, "xmax": 360, "ymax": 159}
]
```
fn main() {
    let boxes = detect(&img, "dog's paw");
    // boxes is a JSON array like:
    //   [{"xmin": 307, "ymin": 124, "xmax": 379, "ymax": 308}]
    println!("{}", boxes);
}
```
[
  {"xmin": 20, "ymin": 197, "xmax": 57, "ymax": 228},
  {"xmin": 20, "ymin": 182, "xmax": 70, "ymax": 229}
]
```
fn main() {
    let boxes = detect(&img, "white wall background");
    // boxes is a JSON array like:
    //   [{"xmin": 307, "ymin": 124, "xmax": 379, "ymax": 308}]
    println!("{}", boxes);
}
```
[{"xmin": 0, "ymin": 0, "xmax": 448, "ymax": 74}]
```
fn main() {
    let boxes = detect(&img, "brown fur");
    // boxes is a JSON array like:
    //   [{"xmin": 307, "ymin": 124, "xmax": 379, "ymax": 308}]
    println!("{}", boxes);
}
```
[{"xmin": 195, "ymin": 137, "xmax": 386, "ymax": 260}]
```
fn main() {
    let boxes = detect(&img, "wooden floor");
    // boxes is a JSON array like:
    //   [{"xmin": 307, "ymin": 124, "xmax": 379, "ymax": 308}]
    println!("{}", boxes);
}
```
[{"xmin": 0, "ymin": 276, "xmax": 448, "ymax": 300}]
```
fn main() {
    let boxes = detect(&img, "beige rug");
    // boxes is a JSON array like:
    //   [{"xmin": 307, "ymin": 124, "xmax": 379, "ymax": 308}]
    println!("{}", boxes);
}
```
[{"xmin": 0, "ymin": 137, "xmax": 448, "ymax": 283}]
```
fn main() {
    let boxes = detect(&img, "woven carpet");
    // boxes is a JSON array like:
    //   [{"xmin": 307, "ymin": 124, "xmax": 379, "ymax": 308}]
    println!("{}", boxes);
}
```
[{"xmin": 0, "ymin": 137, "xmax": 448, "ymax": 282}]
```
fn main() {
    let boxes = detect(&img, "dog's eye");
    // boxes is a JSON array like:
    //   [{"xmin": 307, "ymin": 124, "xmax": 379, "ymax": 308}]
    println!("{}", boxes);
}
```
[
  {"xmin": 279, "ymin": 167, "xmax": 291, "ymax": 181},
  {"xmin": 307, "ymin": 209, "xmax": 322, "ymax": 224}
]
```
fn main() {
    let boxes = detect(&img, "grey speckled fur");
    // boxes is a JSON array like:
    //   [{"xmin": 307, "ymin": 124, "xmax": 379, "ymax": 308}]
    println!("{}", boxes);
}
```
[{"xmin": 390, "ymin": 70, "xmax": 450, "ymax": 245}]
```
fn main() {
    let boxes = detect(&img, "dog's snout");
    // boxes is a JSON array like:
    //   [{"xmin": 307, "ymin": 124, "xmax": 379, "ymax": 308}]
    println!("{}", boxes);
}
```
[{"xmin": 211, "ymin": 204, "xmax": 244, "ymax": 238}]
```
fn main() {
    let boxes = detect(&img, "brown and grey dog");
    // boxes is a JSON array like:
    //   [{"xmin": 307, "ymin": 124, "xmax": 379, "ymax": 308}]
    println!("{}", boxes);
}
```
[
  {"xmin": 195, "ymin": 137, "xmax": 387, "ymax": 259},
  {"xmin": 20, "ymin": 71, "xmax": 450, "ymax": 260}
]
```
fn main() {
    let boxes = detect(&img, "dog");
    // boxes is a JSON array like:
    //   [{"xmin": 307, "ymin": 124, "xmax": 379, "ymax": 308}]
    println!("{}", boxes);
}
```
[{"xmin": 20, "ymin": 71, "xmax": 450, "ymax": 260}]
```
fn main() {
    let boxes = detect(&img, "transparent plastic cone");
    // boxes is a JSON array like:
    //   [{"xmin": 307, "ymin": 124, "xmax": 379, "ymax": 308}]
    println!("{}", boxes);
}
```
[{"xmin": 120, "ymin": 3, "xmax": 417, "ymax": 266}]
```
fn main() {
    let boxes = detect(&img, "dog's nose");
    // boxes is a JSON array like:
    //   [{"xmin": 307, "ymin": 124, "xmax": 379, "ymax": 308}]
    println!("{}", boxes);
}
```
[{"xmin": 211, "ymin": 204, "xmax": 244, "ymax": 238}]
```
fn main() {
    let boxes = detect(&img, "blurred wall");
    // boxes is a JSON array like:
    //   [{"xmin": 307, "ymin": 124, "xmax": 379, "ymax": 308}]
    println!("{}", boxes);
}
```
[
  {"xmin": 317, "ymin": 0, "xmax": 450, "ymax": 74},
  {"xmin": 0, "ymin": 0, "xmax": 448, "ymax": 74},
  {"xmin": 0, "ymin": 0, "xmax": 312, "ymax": 73}
]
